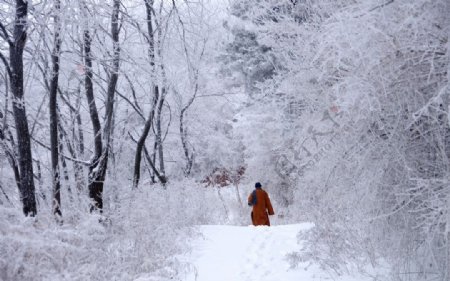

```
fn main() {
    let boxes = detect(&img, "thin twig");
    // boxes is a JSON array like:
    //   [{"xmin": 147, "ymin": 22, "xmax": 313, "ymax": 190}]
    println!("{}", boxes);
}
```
[
  {"xmin": 368, "ymin": 0, "xmax": 394, "ymax": 12},
  {"xmin": 0, "ymin": 182, "xmax": 12, "ymax": 205},
  {"xmin": 0, "ymin": 52, "xmax": 12, "ymax": 80},
  {"xmin": 31, "ymin": 136, "xmax": 90, "ymax": 165}
]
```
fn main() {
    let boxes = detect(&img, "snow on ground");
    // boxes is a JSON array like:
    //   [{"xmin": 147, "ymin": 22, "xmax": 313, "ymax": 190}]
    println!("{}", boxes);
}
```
[{"xmin": 181, "ymin": 223, "xmax": 377, "ymax": 281}]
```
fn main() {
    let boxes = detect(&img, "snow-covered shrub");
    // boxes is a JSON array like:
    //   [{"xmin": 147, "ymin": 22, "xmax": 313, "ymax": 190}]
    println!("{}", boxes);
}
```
[
  {"xmin": 0, "ymin": 178, "xmax": 244, "ymax": 281},
  {"xmin": 226, "ymin": 0, "xmax": 449, "ymax": 280}
]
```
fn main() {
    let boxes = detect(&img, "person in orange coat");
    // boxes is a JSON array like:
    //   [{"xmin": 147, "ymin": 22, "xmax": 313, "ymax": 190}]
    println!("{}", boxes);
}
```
[{"xmin": 248, "ymin": 182, "xmax": 275, "ymax": 226}]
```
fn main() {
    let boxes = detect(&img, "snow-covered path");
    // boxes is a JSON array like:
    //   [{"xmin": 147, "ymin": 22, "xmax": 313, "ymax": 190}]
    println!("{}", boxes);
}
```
[{"xmin": 183, "ymin": 223, "xmax": 375, "ymax": 281}]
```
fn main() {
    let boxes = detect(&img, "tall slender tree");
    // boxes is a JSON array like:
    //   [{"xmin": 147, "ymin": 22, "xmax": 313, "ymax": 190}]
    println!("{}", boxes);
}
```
[
  {"xmin": 133, "ymin": 0, "xmax": 167, "ymax": 188},
  {"xmin": 82, "ymin": 0, "xmax": 121, "ymax": 211},
  {"xmin": 49, "ymin": 0, "xmax": 63, "ymax": 217},
  {"xmin": 0, "ymin": 0, "xmax": 37, "ymax": 216}
]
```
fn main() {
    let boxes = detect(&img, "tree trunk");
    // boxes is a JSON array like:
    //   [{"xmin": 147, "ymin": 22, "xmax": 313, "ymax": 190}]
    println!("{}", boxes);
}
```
[
  {"xmin": 133, "ymin": 86, "xmax": 159, "ymax": 188},
  {"xmin": 58, "ymin": 129, "xmax": 72, "ymax": 196},
  {"xmin": 102, "ymin": 0, "xmax": 121, "ymax": 160},
  {"xmin": 155, "ymin": 89, "xmax": 166, "ymax": 178},
  {"xmin": 83, "ymin": 0, "xmax": 121, "ymax": 211},
  {"xmin": 49, "ymin": 0, "xmax": 62, "ymax": 217},
  {"xmin": 83, "ymin": 27, "xmax": 104, "ymax": 211},
  {"xmin": 75, "ymin": 87, "xmax": 85, "ymax": 156},
  {"xmin": 179, "ymin": 109, "xmax": 192, "ymax": 176},
  {"xmin": 9, "ymin": 0, "xmax": 37, "ymax": 216},
  {"xmin": 179, "ymin": 76, "xmax": 199, "ymax": 176},
  {"xmin": 154, "ymin": 14, "xmax": 167, "ymax": 181},
  {"xmin": 143, "ymin": 144, "xmax": 165, "ymax": 182},
  {"xmin": 133, "ymin": 0, "xmax": 167, "ymax": 187}
]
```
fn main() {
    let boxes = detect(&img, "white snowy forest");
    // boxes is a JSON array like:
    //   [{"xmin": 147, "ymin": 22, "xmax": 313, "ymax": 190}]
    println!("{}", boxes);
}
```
[{"xmin": 0, "ymin": 0, "xmax": 449, "ymax": 280}]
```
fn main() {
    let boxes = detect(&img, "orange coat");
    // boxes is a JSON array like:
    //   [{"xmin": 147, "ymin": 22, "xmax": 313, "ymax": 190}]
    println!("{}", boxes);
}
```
[{"xmin": 248, "ymin": 188, "xmax": 274, "ymax": 226}]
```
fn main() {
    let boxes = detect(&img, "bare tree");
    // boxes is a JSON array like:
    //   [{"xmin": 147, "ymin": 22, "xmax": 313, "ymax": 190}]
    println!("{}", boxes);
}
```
[
  {"xmin": 0, "ymin": 0, "xmax": 37, "ymax": 216},
  {"xmin": 49, "ymin": 0, "xmax": 63, "ymax": 217},
  {"xmin": 171, "ymin": 1, "xmax": 207, "ymax": 177},
  {"xmin": 82, "ymin": 0, "xmax": 121, "ymax": 211},
  {"xmin": 132, "ymin": 0, "xmax": 168, "ymax": 188},
  {"xmin": 177, "ymin": 42, "xmax": 205, "ymax": 176}
]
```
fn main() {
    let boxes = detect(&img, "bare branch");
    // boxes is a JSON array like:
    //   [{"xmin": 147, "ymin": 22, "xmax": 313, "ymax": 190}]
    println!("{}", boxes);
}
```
[
  {"xmin": 31, "ymin": 135, "xmax": 90, "ymax": 166},
  {"xmin": 0, "ymin": 21, "xmax": 12, "ymax": 46},
  {"xmin": 0, "ymin": 51, "xmax": 12, "ymax": 80},
  {"xmin": 368, "ymin": 0, "xmax": 395, "ymax": 12}
]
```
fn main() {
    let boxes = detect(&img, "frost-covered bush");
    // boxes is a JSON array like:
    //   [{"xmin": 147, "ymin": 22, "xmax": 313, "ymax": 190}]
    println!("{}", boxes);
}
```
[
  {"xmin": 0, "ymin": 179, "xmax": 247, "ymax": 281},
  {"xmin": 226, "ymin": 0, "xmax": 449, "ymax": 280}
]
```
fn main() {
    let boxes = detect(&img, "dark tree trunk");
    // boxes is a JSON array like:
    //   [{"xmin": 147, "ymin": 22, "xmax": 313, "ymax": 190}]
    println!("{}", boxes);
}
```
[
  {"xmin": 49, "ymin": 0, "xmax": 62, "ymax": 217},
  {"xmin": 84, "ymin": 0, "xmax": 121, "ymax": 211},
  {"xmin": 154, "ymin": 88, "xmax": 166, "ymax": 177},
  {"xmin": 143, "ymin": 144, "xmax": 165, "ymax": 183},
  {"xmin": 102, "ymin": 0, "xmax": 121, "ymax": 153},
  {"xmin": 75, "ymin": 88, "xmax": 85, "ymax": 156},
  {"xmin": 133, "ymin": 86, "xmax": 159, "ymax": 188},
  {"xmin": 83, "ymin": 27, "xmax": 103, "ymax": 210},
  {"xmin": 9, "ymin": 0, "xmax": 37, "ymax": 216},
  {"xmin": 133, "ymin": 0, "xmax": 167, "ymax": 187}
]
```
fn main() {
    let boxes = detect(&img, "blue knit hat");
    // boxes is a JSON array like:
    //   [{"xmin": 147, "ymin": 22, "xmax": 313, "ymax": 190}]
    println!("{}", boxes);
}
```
[{"xmin": 255, "ymin": 182, "xmax": 262, "ymax": 188}]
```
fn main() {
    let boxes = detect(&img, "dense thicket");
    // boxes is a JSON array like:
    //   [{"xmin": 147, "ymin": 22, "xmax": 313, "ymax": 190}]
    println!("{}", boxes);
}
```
[{"xmin": 225, "ymin": 0, "xmax": 449, "ymax": 280}]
